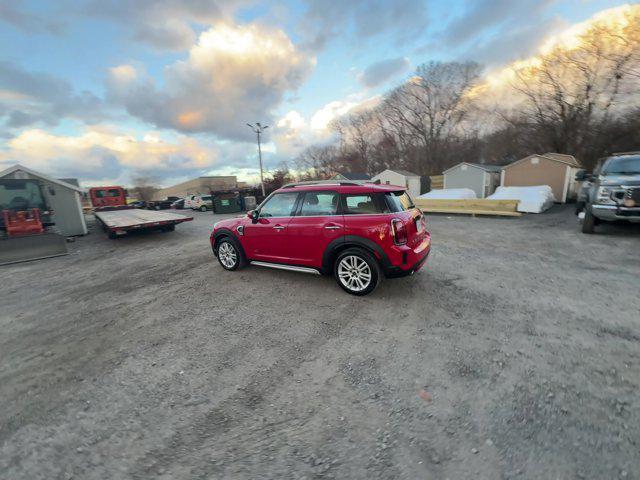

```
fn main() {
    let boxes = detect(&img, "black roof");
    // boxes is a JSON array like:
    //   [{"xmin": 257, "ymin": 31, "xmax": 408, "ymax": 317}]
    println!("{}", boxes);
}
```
[{"xmin": 335, "ymin": 172, "xmax": 371, "ymax": 180}]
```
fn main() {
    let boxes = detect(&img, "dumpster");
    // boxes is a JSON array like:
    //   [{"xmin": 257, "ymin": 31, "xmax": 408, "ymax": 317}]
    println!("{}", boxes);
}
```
[{"xmin": 212, "ymin": 192, "xmax": 242, "ymax": 213}]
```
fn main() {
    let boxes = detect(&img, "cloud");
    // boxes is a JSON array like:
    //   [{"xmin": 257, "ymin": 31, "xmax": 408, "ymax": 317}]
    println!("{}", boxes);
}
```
[
  {"xmin": 358, "ymin": 57, "xmax": 410, "ymax": 88},
  {"xmin": 83, "ymin": 0, "xmax": 247, "ymax": 51},
  {"xmin": 0, "ymin": 2, "xmax": 64, "ymax": 34},
  {"xmin": 107, "ymin": 22, "xmax": 315, "ymax": 140},
  {"xmin": 298, "ymin": 0, "xmax": 429, "ymax": 52},
  {"xmin": 443, "ymin": 0, "xmax": 555, "ymax": 47},
  {"xmin": 0, "ymin": 61, "xmax": 106, "ymax": 128},
  {"xmin": 0, "ymin": 126, "xmax": 220, "ymax": 183}
]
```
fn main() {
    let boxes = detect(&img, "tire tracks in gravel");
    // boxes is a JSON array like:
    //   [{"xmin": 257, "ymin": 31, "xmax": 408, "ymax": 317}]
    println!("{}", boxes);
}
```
[{"xmin": 128, "ymin": 299, "xmax": 359, "ymax": 478}]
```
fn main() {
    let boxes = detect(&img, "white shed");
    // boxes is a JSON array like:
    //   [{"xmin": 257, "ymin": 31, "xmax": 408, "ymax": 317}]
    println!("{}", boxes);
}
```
[
  {"xmin": 443, "ymin": 162, "xmax": 502, "ymax": 198},
  {"xmin": 371, "ymin": 169, "xmax": 421, "ymax": 197},
  {"xmin": 0, "ymin": 164, "xmax": 87, "ymax": 236}
]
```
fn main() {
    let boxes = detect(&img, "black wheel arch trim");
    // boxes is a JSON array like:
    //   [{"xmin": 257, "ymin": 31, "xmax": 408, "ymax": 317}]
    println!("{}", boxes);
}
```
[
  {"xmin": 212, "ymin": 228, "xmax": 246, "ymax": 258},
  {"xmin": 322, "ymin": 235, "xmax": 391, "ymax": 274}
]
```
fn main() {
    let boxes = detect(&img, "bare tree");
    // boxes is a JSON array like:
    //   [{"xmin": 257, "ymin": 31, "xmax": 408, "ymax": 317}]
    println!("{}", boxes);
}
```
[
  {"xmin": 130, "ymin": 175, "xmax": 159, "ymax": 201},
  {"xmin": 382, "ymin": 61, "xmax": 482, "ymax": 174},
  {"xmin": 508, "ymin": 7, "xmax": 640, "ymax": 168}
]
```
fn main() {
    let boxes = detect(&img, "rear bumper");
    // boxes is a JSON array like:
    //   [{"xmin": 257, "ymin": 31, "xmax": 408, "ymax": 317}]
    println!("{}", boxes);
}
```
[
  {"xmin": 592, "ymin": 204, "xmax": 640, "ymax": 223},
  {"xmin": 384, "ymin": 236, "xmax": 431, "ymax": 278}
]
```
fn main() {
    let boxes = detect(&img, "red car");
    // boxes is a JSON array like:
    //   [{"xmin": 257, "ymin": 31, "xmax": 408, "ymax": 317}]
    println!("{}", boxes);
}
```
[{"xmin": 210, "ymin": 181, "xmax": 431, "ymax": 295}]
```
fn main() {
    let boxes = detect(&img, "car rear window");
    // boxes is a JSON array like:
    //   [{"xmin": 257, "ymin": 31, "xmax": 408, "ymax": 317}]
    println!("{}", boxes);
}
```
[
  {"xmin": 385, "ymin": 191, "xmax": 415, "ymax": 212},
  {"xmin": 342, "ymin": 194, "xmax": 384, "ymax": 214},
  {"xmin": 300, "ymin": 191, "xmax": 339, "ymax": 216},
  {"xmin": 201, "ymin": 196, "xmax": 212, "ymax": 201}
]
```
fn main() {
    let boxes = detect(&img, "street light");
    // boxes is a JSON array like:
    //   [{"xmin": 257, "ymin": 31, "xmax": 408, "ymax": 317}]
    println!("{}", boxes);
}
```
[{"xmin": 247, "ymin": 122, "xmax": 268, "ymax": 196}]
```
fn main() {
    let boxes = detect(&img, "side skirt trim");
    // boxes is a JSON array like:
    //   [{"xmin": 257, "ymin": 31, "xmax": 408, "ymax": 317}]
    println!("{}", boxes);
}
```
[{"xmin": 250, "ymin": 261, "xmax": 321, "ymax": 275}]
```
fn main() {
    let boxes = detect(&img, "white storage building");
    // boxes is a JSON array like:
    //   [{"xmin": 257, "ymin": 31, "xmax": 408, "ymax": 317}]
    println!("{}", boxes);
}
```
[{"xmin": 0, "ymin": 164, "xmax": 87, "ymax": 236}]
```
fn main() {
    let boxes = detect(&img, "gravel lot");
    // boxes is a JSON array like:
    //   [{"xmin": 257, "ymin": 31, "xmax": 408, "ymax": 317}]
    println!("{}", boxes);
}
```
[{"xmin": 1, "ymin": 206, "xmax": 639, "ymax": 479}]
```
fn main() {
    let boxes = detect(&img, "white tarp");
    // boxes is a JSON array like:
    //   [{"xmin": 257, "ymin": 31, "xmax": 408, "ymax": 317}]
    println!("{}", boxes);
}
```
[
  {"xmin": 487, "ymin": 185, "xmax": 555, "ymax": 213},
  {"xmin": 419, "ymin": 188, "xmax": 477, "ymax": 200}
]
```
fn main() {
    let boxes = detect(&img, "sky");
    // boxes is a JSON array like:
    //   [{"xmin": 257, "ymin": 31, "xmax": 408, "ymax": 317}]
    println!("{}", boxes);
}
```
[{"xmin": 0, "ymin": 0, "xmax": 634, "ymax": 187}]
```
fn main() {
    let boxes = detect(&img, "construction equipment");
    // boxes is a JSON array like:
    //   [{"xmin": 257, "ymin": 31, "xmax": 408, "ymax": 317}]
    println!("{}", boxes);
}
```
[{"xmin": 0, "ymin": 179, "xmax": 68, "ymax": 266}]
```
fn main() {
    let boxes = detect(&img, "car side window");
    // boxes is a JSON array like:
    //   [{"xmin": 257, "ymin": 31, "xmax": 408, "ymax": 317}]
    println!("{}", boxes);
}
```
[
  {"xmin": 260, "ymin": 192, "xmax": 299, "ymax": 217},
  {"xmin": 300, "ymin": 191, "xmax": 339, "ymax": 216},
  {"xmin": 342, "ymin": 194, "xmax": 383, "ymax": 214}
]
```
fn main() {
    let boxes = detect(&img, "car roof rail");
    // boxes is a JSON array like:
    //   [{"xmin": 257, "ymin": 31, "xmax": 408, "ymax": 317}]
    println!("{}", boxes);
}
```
[{"xmin": 281, "ymin": 180, "xmax": 366, "ymax": 188}]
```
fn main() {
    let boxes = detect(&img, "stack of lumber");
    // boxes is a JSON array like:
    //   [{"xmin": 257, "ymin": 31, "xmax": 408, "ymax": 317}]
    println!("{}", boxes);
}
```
[
  {"xmin": 414, "ymin": 198, "xmax": 521, "ymax": 217},
  {"xmin": 429, "ymin": 175, "xmax": 444, "ymax": 189}
]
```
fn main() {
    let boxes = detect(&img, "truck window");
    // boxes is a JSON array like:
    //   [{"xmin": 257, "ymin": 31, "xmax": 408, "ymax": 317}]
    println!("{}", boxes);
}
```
[
  {"xmin": 93, "ymin": 190, "xmax": 106, "ymax": 198},
  {"xmin": 108, "ymin": 189, "xmax": 122, "ymax": 197}
]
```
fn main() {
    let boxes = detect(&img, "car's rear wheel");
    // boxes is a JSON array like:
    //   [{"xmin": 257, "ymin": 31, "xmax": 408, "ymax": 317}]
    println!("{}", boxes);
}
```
[
  {"xmin": 582, "ymin": 206, "xmax": 596, "ymax": 234},
  {"xmin": 217, "ymin": 238, "xmax": 245, "ymax": 270},
  {"xmin": 200, "ymin": 205, "xmax": 207, "ymax": 212},
  {"xmin": 334, "ymin": 248, "xmax": 381, "ymax": 296}
]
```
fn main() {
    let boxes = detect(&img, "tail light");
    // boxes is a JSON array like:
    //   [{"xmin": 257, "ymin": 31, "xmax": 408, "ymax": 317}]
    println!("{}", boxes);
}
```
[{"xmin": 391, "ymin": 218, "xmax": 407, "ymax": 245}]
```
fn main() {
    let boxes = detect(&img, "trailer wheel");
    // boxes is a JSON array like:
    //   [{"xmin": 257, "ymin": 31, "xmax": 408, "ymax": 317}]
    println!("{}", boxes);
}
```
[
  {"xmin": 162, "ymin": 224, "xmax": 175, "ymax": 232},
  {"xmin": 108, "ymin": 230, "xmax": 118, "ymax": 240}
]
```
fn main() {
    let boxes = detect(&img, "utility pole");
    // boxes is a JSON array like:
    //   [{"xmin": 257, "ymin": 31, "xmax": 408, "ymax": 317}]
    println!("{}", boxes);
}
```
[{"xmin": 246, "ymin": 122, "xmax": 268, "ymax": 196}]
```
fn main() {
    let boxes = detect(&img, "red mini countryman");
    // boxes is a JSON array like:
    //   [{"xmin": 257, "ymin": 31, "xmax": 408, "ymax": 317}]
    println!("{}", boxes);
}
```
[{"xmin": 210, "ymin": 181, "xmax": 431, "ymax": 295}]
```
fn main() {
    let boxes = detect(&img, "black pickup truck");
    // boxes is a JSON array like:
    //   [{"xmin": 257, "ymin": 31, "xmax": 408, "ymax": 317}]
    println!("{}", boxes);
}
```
[{"xmin": 576, "ymin": 152, "xmax": 640, "ymax": 233}]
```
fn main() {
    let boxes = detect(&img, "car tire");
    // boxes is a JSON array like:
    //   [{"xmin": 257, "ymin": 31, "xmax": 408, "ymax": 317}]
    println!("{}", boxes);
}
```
[
  {"xmin": 334, "ymin": 247, "xmax": 382, "ymax": 296},
  {"xmin": 216, "ymin": 237, "xmax": 246, "ymax": 271},
  {"xmin": 200, "ymin": 205, "xmax": 207, "ymax": 212},
  {"xmin": 575, "ymin": 201, "xmax": 585, "ymax": 215},
  {"xmin": 582, "ymin": 206, "xmax": 596, "ymax": 234}
]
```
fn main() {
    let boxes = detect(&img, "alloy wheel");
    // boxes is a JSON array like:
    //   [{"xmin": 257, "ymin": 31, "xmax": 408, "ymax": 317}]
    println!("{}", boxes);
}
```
[
  {"xmin": 337, "ymin": 255, "xmax": 372, "ymax": 292},
  {"xmin": 218, "ymin": 242, "xmax": 237, "ymax": 269}
]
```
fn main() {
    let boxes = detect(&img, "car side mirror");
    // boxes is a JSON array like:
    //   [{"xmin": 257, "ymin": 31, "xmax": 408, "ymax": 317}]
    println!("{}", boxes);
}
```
[{"xmin": 248, "ymin": 210, "xmax": 259, "ymax": 223}]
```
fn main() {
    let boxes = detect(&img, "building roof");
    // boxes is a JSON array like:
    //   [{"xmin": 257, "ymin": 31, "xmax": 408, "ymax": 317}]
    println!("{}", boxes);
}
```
[
  {"xmin": 59, "ymin": 178, "xmax": 80, "ymax": 187},
  {"xmin": 0, "ymin": 164, "xmax": 85, "ymax": 192},
  {"xmin": 383, "ymin": 169, "xmax": 420, "ymax": 177},
  {"xmin": 503, "ymin": 153, "xmax": 581, "ymax": 170},
  {"xmin": 443, "ymin": 162, "xmax": 502, "ymax": 174},
  {"xmin": 542, "ymin": 153, "xmax": 580, "ymax": 166},
  {"xmin": 333, "ymin": 172, "xmax": 371, "ymax": 180}
]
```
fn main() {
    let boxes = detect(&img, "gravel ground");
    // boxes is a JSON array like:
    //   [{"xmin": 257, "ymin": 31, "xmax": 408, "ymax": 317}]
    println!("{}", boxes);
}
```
[{"xmin": 1, "ymin": 206, "xmax": 639, "ymax": 480}]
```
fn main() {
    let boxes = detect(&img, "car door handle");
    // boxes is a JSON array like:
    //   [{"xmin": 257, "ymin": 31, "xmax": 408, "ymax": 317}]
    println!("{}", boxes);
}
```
[
  {"xmin": 324, "ymin": 225, "xmax": 341, "ymax": 230},
  {"xmin": 273, "ymin": 225, "xmax": 285, "ymax": 230}
]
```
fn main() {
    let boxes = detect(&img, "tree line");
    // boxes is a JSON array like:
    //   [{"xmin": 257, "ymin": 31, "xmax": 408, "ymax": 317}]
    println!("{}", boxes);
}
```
[{"xmin": 288, "ymin": 8, "xmax": 640, "ymax": 183}]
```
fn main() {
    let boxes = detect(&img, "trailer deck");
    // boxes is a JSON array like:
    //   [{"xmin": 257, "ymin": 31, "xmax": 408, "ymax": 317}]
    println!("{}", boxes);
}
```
[{"xmin": 94, "ymin": 207, "xmax": 193, "ymax": 237}]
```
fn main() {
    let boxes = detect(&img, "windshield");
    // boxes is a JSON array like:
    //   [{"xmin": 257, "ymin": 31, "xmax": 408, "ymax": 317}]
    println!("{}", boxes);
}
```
[
  {"xmin": 385, "ymin": 191, "xmax": 415, "ymax": 212},
  {"xmin": 601, "ymin": 155, "xmax": 640, "ymax": 174},
  {"xmin": 0, "ymin": 180, "xmax": 47, "ymax": 212}
]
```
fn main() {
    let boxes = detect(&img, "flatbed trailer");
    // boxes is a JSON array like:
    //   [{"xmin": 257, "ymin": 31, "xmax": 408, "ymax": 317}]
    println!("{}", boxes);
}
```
[{"xmin": 94, "ymin": 206, "xmax": 193, "ymax": 239}]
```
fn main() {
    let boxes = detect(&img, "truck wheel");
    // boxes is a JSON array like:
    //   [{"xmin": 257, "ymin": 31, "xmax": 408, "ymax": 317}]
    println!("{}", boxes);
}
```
[
  {"xmin": 200, "ymin": 205, "xmax": 207, "ymax": 212},
  {"xmin": 334, "ymin": 248, "xmax": 382, "ymax": 296},
  {"xmin": 162, "ymin": 224, "xmax": 175, "ymax": 232},
  {"xmin": 217, "ymin": 238, "xmax": 246, "ymax": 271},
  {"xmin": 108, "ymin": 230, "xmax": 118, "ymax": 239},
  {"xmin": 582, "ymin": 206, "xmax": 596, "ymax": 234}
]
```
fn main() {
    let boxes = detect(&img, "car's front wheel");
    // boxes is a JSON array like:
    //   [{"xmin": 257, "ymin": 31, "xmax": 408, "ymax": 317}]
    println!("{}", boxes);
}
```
[
  {"xmin": 217, "ymin": 238, "xmax": 245, "ymax": 270},
  {"xmin": 334, "ymin": 248, "xmax": 381, "ymax": 296}
]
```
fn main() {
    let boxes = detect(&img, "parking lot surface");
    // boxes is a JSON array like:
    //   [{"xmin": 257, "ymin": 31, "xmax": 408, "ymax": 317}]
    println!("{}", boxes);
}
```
[{"xmin": 1, "ymin": 207, "xmax": 639, "ymax": 479}]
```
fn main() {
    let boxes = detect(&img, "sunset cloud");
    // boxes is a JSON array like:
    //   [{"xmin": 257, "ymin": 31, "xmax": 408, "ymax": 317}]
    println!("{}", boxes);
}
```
[
  {"xmin": 107, "ymin": 22, "xmax": 316, "ymax": 140},
  {"xmin": 0, "ymin": 127, "xmax": 219, "ymax": 183}
]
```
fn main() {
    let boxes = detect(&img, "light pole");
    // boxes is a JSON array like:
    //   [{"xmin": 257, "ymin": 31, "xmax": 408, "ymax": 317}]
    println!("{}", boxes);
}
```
[{"xmin": 247, "ymin": 122, "xmax": 268, "ymax": 196}]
